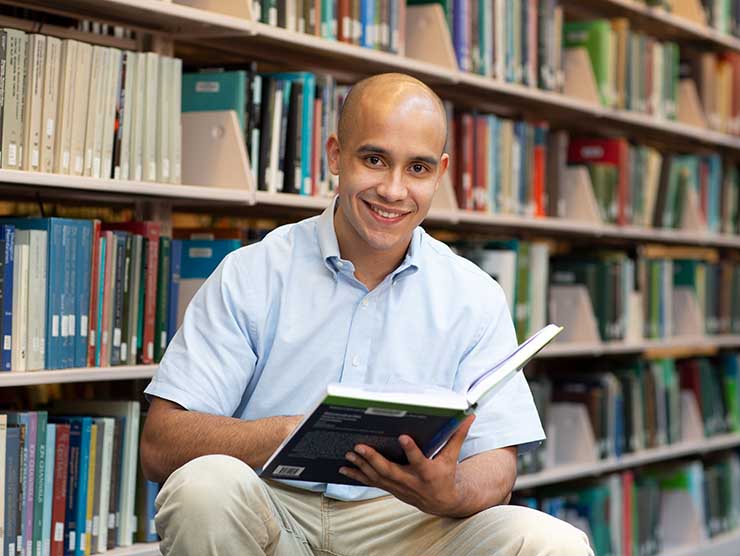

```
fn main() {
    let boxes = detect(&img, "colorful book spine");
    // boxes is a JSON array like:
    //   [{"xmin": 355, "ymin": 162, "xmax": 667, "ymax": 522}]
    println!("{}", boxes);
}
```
[{"xmin": 1, "ymin": 224, "xmax": 13, "ymax": 370}]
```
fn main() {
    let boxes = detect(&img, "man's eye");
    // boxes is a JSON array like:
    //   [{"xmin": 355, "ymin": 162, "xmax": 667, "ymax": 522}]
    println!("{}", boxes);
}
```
[
  {"xmin": 411, "ymin": 163, "xmax": 426, "ymax": 174},
  {"xmin": 367, "ymin": 156, "xmax": 383, "ymax": 166}
]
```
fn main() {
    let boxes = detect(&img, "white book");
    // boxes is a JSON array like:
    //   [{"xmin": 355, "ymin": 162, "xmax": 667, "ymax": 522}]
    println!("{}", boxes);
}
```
[
  {"xmin": 130, "ymin": 51, "xmax": 146, "ymax": 181},
  {"xmin": 83, "ymin": 45, "xmax": 106, "ymax": 177},
  {"xmin": 260, "ymin": 324, "xmax": 563, "ymax": 484},
  {"xmin": 69, "ymin": 41, "xmax": 92, "ymax": 176},
  {"xmin": 170, "ymin": 57, "xmax": 182, "ymax": 184},
  {"xmin": 142, "ymin": 52, "xmax": 159, "ymax": 182},
  {"xmin": 95, "ymin": 417, "xmax": 115, "ymax": 553},
  {"xmin": 2, "ymin": 29, "xmax": 27, "ymax": 169},
  {"xmin": 53, "ymin": 40, "xmax": 78, "ymax": 174},
  {"xmin": 52, "ymin": 401, "xmax": 140, "ymax": 548},
  {"xmin": 0, "ymin": 415, "xmax": 6, "ymax": 550},
  {"xmin": 156, "ymin": 56, "xmax": 171, "ymax": 183},
  {"xmin": 529, "ymin": 243, "xmax": 549, "ymax": 334},
  {"xmin": 91, "ymin": 47, "xmax": 113, "ymax": 179},
  {"xmin": 117, "ymin": 51, "xmax": 136, "ymax": 180},
  {"xmin": 101, "ymin": 48, "xmax": 122, "ymax": 179},
  {"xmin": 268, "ymin": 87, "xmax": 284, "ymax": 193},
  {"xmin": 22, "ymin": 34, "xmax": 45, "ymax": 171},
  {"xmin": 11, "ymin": 231, "xmax": 30, "ymax": 372},
  {"xmin": 26, "ymin": 229, "xmax": 47, "ymax": 371},
  {"xmin": 39, "ymin": 36, "xmax": 61, "ymax": 174}
]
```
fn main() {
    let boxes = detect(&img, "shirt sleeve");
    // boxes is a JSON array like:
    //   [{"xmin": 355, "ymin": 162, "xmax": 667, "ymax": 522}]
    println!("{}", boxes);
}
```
[
  {"xmin": 454, "ymin": 279, "xmax": 545, "ymax": 461},
  {"xmin": 144, "ymin": 252, "xmax": 257, "ymax": 416}
]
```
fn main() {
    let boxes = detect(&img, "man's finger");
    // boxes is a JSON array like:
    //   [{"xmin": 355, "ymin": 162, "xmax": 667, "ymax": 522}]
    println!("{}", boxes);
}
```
[
  {"xmin": 399, "ymin": 435, "xmax": 428, "ymax": 468},
  {"xmin": 352, "ymin": 445, "xmax": 407, "ymax": 483},
  {"xmin": 438, "ymin": 415, "xmax": 475, "ymax": 461}
]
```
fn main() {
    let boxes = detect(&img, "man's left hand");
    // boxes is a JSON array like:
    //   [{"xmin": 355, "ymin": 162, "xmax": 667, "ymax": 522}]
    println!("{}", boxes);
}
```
[{"xmin": 339, "ymin": 414, "xmax": 476, "ymax": 517}]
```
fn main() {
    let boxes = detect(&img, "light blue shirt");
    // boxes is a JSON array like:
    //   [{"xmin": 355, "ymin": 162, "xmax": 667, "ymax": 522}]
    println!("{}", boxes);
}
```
[{"xmin": 145, "ymin": 199, "xmax": 545, "ymax": 501}]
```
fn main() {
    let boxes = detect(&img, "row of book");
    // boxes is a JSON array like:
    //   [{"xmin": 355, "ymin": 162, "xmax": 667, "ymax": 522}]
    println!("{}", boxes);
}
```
[
  {"xmin": 0, "ymin": 217, "xmax": 245, "ymax": 373},
  {"xmin": 183, "ymin": 69, "xmax": 343, "ymax": 197},
  {"xmin": 256, "ymin": 0, "xmax": 406, "ymax": 54},
  {"xmin": 685, "ymin": 48, "xmax": 740, "ymax": 135},
  {"xmin": 522, "ymin": 354, "xmax": 740, "ymax": 474},
  {"xmin": 458, "ymin": 240, "xmax": 740, "ymax": 343},
  {"xmin": 699, "ymin": 0, "xmax": 740, "ymax": 36},
  {"xmin": 518, "ymin": 454, "xmax": 740, "ymax": 556},
  {"xmin": 0, "ymin": 401, "xmax": 156, "ymax": 556},
  {"xmin": 449, "ymin": 112, "xmax": 740, "ymax": 234},
  {"xmin": 0, "ymin": 6, "xmax": 137, "ymax": 41},
  {"xmin": 0, "ymin": 27, "xmax": 182, "ymax": 183}
]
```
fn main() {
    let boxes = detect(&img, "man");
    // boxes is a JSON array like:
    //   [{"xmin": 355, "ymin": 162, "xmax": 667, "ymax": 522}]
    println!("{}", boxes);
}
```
[{"xmin": 141, "ymin": 73, "xmax": 593, "ymax": 555}]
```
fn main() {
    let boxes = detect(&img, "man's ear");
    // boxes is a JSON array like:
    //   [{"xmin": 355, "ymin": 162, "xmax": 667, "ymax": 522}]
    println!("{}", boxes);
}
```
[
  {"xmin": 434, "ymin": 152, "xmax": 450, "ymax": 192},
  {"xmin": 326, "ymin": 134, "xmax": 340, "ymax": 176}
]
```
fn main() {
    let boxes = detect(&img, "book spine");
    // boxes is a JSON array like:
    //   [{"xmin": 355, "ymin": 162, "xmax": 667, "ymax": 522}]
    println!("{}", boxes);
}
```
[
  {"xmin": 86, "ymin": 222, "xmax": 101, "ymax": 367},
  {"xmin": 75, "ymin": 222, "xmax": 92, "ymax": 369},
  {"xmin": 154, "ymin": 237, "xmax": 171, "ymax": 363},
  {"xmin": 142, "ymin": 225, "xmax": 160, "ymax": 364},
  {"xmin": 111, "ymin": 234, "xmax": 126, "ymax": 366},
  {"xmin": 63, "ymin": 421, "xmax": 80, "ymax": 556},
  {"xmin": 106, "ymin": 419, "xmax": 122, "ymax": 551},
  {"xmin": 2, "ymin": 225, "xmax": 13, "ymax": 370},
  {"xmin": 5, "ymin": 428, "xmax": 20, "ymax": 556},
  {"xmin": 74, "ymin": 420, "xmax": 91, "ymax": 556},
  {"xmin": 32, "ymin": 412, "xmax": 48, "ymax": 556},
  {"xmin": 41, "ymin": 424, "xmax": 56, "ymax": 556}
]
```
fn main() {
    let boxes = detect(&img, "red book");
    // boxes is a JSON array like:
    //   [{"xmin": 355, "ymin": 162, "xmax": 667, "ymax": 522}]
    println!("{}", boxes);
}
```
[
  {"xmin": 103, "ymin": 222, "xmax": 161, "ymax": 364},
  {"xmin": 622, "ymin": 471, "xmax": 633, "ymax": 556},
  {"xmin": 456, "ymin": 112, "xmax": 474, "ymax": 211},
  {"xmin": 50, "ymin": 424, "xmax": 71, "ymax": 556},
  {"xmin": 86, "ymin": 220, "xmax": 101, "ymax": 367},
  {"xmin": 338, "ymin": 0, "xmax": 351, "ymax": 42},
  {"xmin": 567, "ymin": 137, "xmax": 629, "ymax": 225},
  {"xmin": 473, "ymin": 114, "xmax": 488, "ymax": 212}
]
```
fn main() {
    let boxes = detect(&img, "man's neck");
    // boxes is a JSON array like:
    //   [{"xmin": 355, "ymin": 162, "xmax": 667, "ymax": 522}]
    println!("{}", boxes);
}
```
[{"xmin": 333, "ymin": 210, "xmax": 411, "ymax": 291}]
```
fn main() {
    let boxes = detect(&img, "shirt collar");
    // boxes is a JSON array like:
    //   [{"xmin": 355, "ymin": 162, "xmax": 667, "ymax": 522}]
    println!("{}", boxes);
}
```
[{"xmin": 317, "ymin": 196, "xmax": 423, "ymax": 279}]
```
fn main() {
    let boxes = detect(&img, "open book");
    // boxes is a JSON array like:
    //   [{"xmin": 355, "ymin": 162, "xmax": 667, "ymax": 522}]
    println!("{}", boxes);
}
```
[{"xmin": 259, "ymin": 323, "xmax": 563, "ymax": 485}]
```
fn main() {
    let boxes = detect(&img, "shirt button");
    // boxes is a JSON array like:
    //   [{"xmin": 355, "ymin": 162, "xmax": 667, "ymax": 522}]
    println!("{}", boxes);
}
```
[
  {"xmin": 361, "ymin": 299, "xmax": 369, "ymax": 308},
  {"xmin": 351, "ymin": 355, "xmax": 360, "ymax": 367},
  {"xmin": 336, "ymin": 261, "xmax": 344, "ymax": 268}
]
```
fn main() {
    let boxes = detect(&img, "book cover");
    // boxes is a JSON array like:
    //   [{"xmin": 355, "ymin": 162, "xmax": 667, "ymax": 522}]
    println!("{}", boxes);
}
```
[
  {"xmin": 50, "ymin": 423, "xmax": 69, "ymax": 556},
  {"xmin": 181, "ymin": 71, "xmax": 246, "ymax": 131},
  {"xmin": 260, "ymin": 324, "xmax": 562, "ymax": 484}
]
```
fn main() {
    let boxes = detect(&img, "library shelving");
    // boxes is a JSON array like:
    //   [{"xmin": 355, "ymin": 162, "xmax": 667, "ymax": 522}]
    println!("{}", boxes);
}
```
[{"xmin": 4, "ymin": 0, "xmax": 740, "ymax": 555}]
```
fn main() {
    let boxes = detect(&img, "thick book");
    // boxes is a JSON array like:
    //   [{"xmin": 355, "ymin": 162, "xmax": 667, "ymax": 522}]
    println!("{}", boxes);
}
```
[{"xmin": 260, "ymin": 323, "xmax": 563, "ymax": 485}]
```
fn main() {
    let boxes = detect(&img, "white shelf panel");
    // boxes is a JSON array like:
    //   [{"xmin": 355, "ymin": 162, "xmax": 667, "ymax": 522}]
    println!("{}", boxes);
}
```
[
  {"xmin": 515, "ymin": 432, "xmax": 740, "ymax": 490},
  {"xmin": 0, "ymin": 170, "xmax": 252, "ymax": 204},
  {"xmin": 540, "ymin": 336, "xmax": 740, "ymax": 359},
  {"xmin": 660, "ymin": 529, "xmax": 740, "ymax": 556},
  {"xmin": 0, "ymin": 365, "xmax": 157, "ymax": 387},
  {"xmin": 253, "ymin": 191, "xmax": 332, "ymax": 210},
  {"xmin": 104, "ymin": 543, "xmax": 159, "ymax": 556}
]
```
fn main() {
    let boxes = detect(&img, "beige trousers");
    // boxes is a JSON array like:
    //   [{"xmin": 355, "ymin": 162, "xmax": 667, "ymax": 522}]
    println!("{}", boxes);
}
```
[{"xmin": 155, "ymin": 455, "xmax": 593, "ymax": 556}]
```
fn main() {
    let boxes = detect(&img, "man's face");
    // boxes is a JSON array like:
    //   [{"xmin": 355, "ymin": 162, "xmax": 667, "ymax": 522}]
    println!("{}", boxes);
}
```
[{"xmin": 328, "ymin": 93, "xmax": 449, "ymax": 256}]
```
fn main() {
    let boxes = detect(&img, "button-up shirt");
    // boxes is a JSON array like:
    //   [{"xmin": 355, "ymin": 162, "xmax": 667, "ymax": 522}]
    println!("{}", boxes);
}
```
[{"xmin": 145, "ymin": 199, "xmax": 545, "ymax": 501}]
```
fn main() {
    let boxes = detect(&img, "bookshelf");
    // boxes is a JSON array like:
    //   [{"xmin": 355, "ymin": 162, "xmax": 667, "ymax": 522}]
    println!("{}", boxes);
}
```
[{"xmin": 2, "ymin": 0, "xmax": 740, "ymax": 555}]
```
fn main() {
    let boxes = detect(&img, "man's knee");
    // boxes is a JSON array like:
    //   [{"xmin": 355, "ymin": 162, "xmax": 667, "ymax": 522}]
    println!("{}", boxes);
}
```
[
  {"xmin": 469, "ymin": 505, "xmax": 593, "ymax": 556},
  {"xmin": 155, "ymin": 454, "xmax": 264, "ymax": 526}
]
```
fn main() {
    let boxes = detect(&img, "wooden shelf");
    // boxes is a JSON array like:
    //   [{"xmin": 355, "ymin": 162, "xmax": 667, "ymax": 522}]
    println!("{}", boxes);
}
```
[
  {"xmin": 12, "ymin": 1, "xmax": 740, "ymax": 153},
  {"xmin": 0, "ymin": 365, "xmax": 157, "ymax": 387},
  {"xmin": 540, "ymin": 335, "xmax": 740, "ymax": 359},
  {"xmin": 17, "ymin": 0, "xmax": 251, "ymax": 38},
  {"xmin": 0, "ymin": 170, "xmax": 252, "ymax": 206},
  {"xmin": 660, "ymin": 529, "xmax": 740, "ymax": 556},
  {"xmin": 515, "ymin": 432, "xmax": 740, "ymax": 490}
]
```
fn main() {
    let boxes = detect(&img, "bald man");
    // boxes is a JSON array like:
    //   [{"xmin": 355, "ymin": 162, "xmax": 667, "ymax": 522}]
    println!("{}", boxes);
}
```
[{"xmin": 141, "ymin": 73, "xmax": 593, "ymax": 556}]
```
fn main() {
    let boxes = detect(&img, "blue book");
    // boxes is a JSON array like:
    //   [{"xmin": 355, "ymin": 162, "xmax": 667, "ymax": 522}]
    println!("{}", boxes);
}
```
[
  {"xmin": 360, "ymin": 0, "xmax": 374, "ymax": 48},
  {"xmin": 74, "ymin": 221, "xmax": 93, "ymax": 368},
  {"xmin": 94, "ymin": 236, "xmax": 106, "ymax": 367},
  {"xmin": 0, "ymin": 224, "xmax": 13, "ymax": 370},
  {"xmin": 179, "ymin": 240, "xmax": 242, "ymax": 280},
  {"xmin": 143, "ymin": 481, "xmax": 159, "ymax": 542},
  {"xmin": 167, "ymin": 240, "xmax": 182, "ymax": 344},
  {"xmin": 2, "ymin": 218, "xmax": 76, "ymax": 370},
  {"xmin": 63, "ymin": 222, "xmax": 79, "ymax": 369},
  {"xmin": 269, "ymin": 72, "xmax": 316, "ymax": 195},
  {"xmin": 5, "ymin": 426, "xmax": 21, "ymax": 556},
  {"xmin": 41, "ymin": 424, "xmax": 56, "ymax": 556},
  {"xmin": 453, "ymin": 0, "xmax": 469, "ymax": 71},
  {"xmin": 182, "ymin": 71, "xmax": 246, "ymax": 131}
]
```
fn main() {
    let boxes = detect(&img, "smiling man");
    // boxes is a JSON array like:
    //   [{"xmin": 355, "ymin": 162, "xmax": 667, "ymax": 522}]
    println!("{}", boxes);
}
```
[{"xmin": 141, "ymin": 73, "xmax": 593, "ymax": 555}]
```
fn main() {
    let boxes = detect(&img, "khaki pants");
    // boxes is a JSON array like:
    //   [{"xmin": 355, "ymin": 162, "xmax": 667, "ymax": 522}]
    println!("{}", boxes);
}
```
[{"xmin": 155, "ymin": 455, "xmax": 593, "ymax": 556}]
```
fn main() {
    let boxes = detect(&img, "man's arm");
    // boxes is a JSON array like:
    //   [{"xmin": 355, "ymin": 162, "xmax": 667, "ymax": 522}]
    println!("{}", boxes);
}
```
[
  {"xmin": 338, "ymin": 415, "xmax": 517, "ymax": 518},
  {"xmin": 140, "ymin": 397, "xmax": 302, "ymax": 484}
]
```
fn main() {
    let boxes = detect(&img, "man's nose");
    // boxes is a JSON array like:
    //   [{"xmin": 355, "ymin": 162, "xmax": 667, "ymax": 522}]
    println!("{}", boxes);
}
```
[{"xmin": 376, "ymin": 168, "xmax": 407, "ymax": 202}]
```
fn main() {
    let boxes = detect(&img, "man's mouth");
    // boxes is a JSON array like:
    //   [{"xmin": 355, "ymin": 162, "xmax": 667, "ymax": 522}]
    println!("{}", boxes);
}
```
[{"xmin": 364, "ymin": 201, "xmax": 410, "ymax": 222}]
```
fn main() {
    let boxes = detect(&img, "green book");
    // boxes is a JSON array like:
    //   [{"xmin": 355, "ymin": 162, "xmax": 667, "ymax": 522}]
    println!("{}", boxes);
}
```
[
  {"xmin": 32, "ymin": 411, "xmax": 48, "ymax": 556},
  {"xmin": 563, "ymin": 19, "xmax": 614, "ymax": 107},
  {"xmin": 182, "ymin": 71, "xmax": 247, "ymax": 132}
]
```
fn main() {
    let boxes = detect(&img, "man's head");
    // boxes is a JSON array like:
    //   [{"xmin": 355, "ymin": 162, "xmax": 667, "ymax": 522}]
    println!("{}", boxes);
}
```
[{"xmin": 328, "ymin": 73, "xmax": 449, "ymax": 259}]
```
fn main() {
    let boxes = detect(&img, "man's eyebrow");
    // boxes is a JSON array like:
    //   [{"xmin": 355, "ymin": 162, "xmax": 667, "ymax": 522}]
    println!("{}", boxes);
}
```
[{"xmin": 356, "ymin": 144, "xmax": 439, "ymax": 166}]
